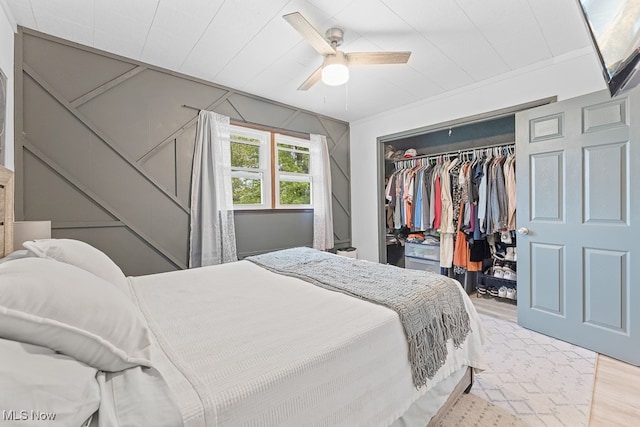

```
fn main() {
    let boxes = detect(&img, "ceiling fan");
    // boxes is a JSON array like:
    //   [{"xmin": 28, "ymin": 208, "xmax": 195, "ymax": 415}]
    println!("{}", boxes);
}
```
[{"xmin": 283, "ymin": 12, "xmax": 411, "ymax": 90}]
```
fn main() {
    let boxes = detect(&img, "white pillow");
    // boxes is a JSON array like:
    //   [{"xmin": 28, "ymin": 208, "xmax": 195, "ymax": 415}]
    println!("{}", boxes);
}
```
[
  {"xmin": 0, "ymin": 249, "xmax": 34, "ymax": 264},
  {"xmin": 0, "ymin": 337, "xmax": 100, "ymax": 426},
  {"xmin": 0, "ymin": 257, "xmax": 152, "ymax": 372},
  {"xmin": 23, "ymin": 238, "xmax": 129, "ymax": 295}
]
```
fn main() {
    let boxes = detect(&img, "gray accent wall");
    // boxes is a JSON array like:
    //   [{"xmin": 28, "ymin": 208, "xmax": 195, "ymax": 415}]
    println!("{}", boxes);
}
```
[{"xmin": 14, "ymin": 28, "xmax": 351, "ymax": 275}]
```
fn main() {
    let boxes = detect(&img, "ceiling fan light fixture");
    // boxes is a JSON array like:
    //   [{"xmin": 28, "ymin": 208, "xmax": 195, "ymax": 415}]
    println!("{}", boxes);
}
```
[
  {"xmin": 283, "ymin": 12, "xmax": 411, "ymax": 90},
  {"xmin": 322, "ymin": 52, "xmax": 349, "ymax": 86},
  {"xmin": 322, "ymin": 63, "xmax": 349, "ymax": 86}
]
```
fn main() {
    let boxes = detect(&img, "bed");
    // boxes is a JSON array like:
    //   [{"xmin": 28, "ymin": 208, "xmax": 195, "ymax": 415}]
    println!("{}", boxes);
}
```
[{"xmin": 0, "ymin": 164, "xmax": 486, "ymax": 427}]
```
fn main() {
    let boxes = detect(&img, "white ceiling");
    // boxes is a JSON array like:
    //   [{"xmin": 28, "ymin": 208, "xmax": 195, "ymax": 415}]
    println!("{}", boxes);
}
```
[{"xmin": 4, "ymin": 0, "xmax": 594, "ymax": 122}]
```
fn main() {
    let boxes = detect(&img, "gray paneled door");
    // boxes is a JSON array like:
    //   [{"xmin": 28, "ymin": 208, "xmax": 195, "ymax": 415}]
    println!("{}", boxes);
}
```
[{"xmin": 516, "ymin": 89, "xmax": 640, "ymax": 365}]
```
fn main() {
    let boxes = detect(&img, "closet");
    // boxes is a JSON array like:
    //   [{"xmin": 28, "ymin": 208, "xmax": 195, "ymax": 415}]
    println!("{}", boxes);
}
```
[{"xmin": 381, "ymin": 114, "xmax": 517, "ymax": 302}]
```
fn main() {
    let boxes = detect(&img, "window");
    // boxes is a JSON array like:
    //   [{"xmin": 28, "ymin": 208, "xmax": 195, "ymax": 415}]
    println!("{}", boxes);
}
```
[
  {"xmin": 229, "ymin": 126, "xmax": 271, "ymax": 209},
  {"xmin": 275, "ymin": 134, "xmax": 312, "ymax": 208},
  {"xmin": 229, "ymin": 126, "xmax": 313, "ymax": 209}
]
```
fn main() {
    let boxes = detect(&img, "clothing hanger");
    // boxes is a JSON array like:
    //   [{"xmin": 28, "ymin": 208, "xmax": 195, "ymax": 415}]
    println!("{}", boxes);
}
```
[{"xmin": 449, "ymin": 155, "xmax": 460, "ymax": 169}]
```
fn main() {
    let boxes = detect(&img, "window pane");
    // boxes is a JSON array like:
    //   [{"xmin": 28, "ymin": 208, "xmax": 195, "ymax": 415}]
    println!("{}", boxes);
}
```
[
  {"xmin": 278, "ymin": 149, "xmax": 309, "ymax": 173},
  {"xmin": 277, "ymin": 142, "xmax": 309, "ymax": 152},
  {"xmin": 231, "ymin": 141, "xmax": 260, "ymax": 168},
  {"xmin": 232, "ymin": 176, "xmax": 262, "ymax": 204},
  {"xmin": 234, "ymin": 134, "xmax": 262, "ymax": 144},
  {"xmin": 279, "ymin": 180, "xmax": 311, "ymax": 205}
]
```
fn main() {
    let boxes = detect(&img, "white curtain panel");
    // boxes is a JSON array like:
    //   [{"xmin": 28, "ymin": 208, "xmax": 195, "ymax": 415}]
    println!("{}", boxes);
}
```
[
  {"xmin": 189, "ymin": 110, "xmax": 237, "ymax": 267},
  {"xmin": 310, "ymin": 134, "xmax": 334, "ymax": 250}
]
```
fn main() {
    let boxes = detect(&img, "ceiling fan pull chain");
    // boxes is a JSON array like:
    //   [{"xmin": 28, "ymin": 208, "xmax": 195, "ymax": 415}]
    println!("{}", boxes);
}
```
[{"xmin": 345, "ymin": 82, "xmax": 348, "ymax": 111}]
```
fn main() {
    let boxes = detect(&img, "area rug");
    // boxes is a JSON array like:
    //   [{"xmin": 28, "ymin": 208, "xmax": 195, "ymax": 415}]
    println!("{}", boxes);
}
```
[{"xmin": 436, "ymin": 314, "xmax": 596, "ymax": 426}]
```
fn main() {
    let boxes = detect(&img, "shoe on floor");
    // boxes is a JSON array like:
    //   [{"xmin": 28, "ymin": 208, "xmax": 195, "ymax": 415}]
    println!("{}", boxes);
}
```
[
  {"xmin": 506, "ymin": 288, "xmax": 517, "ymax": 300},
  {"xmin": 476, "ymin": 286, "xmax": 487, "ymax": 295},
  {"xmin": 489, "ymin": 287, "xmax": 499, "ymax": 297}
]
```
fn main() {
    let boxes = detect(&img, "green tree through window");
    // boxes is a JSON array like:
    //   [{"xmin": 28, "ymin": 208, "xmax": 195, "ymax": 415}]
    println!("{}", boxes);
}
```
[
  {"xmin": 229, "ymin": 126, "xmax": 313, "ymax": 208},
  {"xmin": 276, "ymin": 139, "xmax": 311, "ymax": 206},
  {"xmin": 231, "ymin": 141, "xmax": 260, "ymax": 169},
  {"xmin": 232, "ymin": 177, "xmax": 262, "ymax": 204},
  {"xmin": 280, "ymin": 181, "xmax": 311, "ymax": 205}
]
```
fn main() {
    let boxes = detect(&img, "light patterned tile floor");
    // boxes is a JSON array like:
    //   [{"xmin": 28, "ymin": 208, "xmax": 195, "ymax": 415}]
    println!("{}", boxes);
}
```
[{"xmin": 437, "ymin": 313, "xmax": 596, "ymax": 426}]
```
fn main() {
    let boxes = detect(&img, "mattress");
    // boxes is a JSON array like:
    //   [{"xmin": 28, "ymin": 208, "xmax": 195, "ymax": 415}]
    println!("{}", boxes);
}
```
[{"xmin": 127, "ymin": 260, "xmax": 487, "ymax": 427}]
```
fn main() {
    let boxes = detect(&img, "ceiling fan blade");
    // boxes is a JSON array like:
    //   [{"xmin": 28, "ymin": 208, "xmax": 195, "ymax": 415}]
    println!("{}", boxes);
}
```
[
  {"xmin": 283, "ymin": 12, "xmax": 335, "ymax": 56},
  {"xmin": 347, "ymin": 51, "xmax": 411, "ymax": 65},
  {"xmin": 297, "ymin": 66, "xmax": 323, "ymax": 91}
]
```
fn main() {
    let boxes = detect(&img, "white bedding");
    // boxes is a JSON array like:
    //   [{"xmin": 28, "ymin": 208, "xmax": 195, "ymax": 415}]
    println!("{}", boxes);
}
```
[{"xmin": 125, "ymin": 260, "xmax": 486, "ymax": 427}]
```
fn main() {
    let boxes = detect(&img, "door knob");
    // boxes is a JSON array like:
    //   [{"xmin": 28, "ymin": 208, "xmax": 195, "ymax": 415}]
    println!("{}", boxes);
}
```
[{"xmin": 517, "ymin": 227, "xmax": 529, "ymax": 235}]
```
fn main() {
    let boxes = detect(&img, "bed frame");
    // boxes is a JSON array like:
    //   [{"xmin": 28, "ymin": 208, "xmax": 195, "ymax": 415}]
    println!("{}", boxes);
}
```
[
  {"xmin": 427, "ymin": 367, "xmax": 473, "ymax": 426},
  {"xmin": 0, "ymin": 165, "xmax": 14, "ymax": 258},
  {"xmin": 0, "ymin": 162, "xmax": 472, "ymax": 424}
]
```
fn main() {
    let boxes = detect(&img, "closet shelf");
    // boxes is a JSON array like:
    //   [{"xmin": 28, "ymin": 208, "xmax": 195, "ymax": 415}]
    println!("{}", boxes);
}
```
[{"xmin": 479, "ymin": 274, "xmax": 517, "ymax": 289}]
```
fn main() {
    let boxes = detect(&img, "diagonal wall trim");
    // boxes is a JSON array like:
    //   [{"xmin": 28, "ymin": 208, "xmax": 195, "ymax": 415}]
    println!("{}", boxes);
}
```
[
  {"xmin": 330, "ymin": 152, "xmax": 349, "ymax": 181},
  {"xmin": 329, "ymin": 129, "xmax": 349, "ymax": 155},
  {"xmin": 226, "ymin": 98, "xmax": 246, "ymax": 122},
  {"xmin": 23, "ymin": 140, "xmax": 187, "ymax": 269},
  {"xmin": 23, "ymin": 64, "xmax": 190, "ymax": 214},
  {"xmin": 330, "ymin": 157, "xmax": 350, "ymax": 182},
  {"xmin": 54, "ymin": 221, "xmax": 125, "ymax": 229},
  {"xmin": 317, "ymin": 117, "xmax": 334, "ymax": 140},
  {"xmin": 280, "ymin": 110, "xmax": 301, "ymax": 130},
  {"xmin": 69, "ymin": 65, "xmax": 147, "ymax": 108},
  {"xmin": 137, "ymin": 91, "xmax": 234, "ymax": 164},
  {"xmin": 17, "ymin": 28, "xmax": 347, "ymax": 128},
  {"xmin": 332, "ymin": 193, "xmax": 350, "ymax": 216},
  {"xmin": 16, "ymin": 29, "xmax": 350, "ymax": 275}
]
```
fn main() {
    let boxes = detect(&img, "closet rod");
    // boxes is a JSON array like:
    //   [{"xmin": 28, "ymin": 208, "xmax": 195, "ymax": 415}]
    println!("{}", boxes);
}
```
[
  {"xmin": 393, "ymin": 142, "xmax": 515, "ymax": 163},
  {"xmin": 181, "ymin": 104, "xmax": 310, "ymax": 139}
]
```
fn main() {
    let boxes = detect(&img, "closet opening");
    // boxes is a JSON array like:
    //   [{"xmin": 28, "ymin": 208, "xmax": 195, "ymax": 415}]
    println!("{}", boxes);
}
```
[{"xmin": 377, "ymin": 97, "xmax": 555, "ymax": 302}]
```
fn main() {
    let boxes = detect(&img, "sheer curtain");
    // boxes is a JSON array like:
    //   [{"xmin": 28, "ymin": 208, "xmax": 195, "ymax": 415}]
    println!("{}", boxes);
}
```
[
  {"xmin": 310, "ymin": 134, "xmax": 334, "ymax": 250},
  {"xmin": 189, "ymin": 110, "xmax": 237, "ymax": 267}
]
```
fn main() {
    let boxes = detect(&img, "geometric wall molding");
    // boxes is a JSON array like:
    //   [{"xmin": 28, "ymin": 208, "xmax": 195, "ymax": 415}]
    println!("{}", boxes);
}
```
[{"xmin": 15, "ymin": 27, "xmax": 351, "ymax": 275}]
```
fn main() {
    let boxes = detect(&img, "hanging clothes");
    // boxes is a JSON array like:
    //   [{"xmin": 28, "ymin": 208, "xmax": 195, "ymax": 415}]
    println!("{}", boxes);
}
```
[
  {"xmin": 439, "ymin": 158, "xmax": 458, "ymax": 234},
  {"xmin": 478, "ymin": 155, "xmax": 489, "ymax": 234},
  {"xmin": 433, "ymin": 170, "xmax": 442, "ymax": 230},
  {"xmin": 453, "ymin": 202, "xmax": 469, "ymax": 273},
  {"xmin": 419, "ymin": 165, "xmax": 433, "ymax": 231},
  {"xmin": 453, "ymin": 173, "xmax": 483, "ymax": 274},
  {"xmin": 385, "ymin": 159, "xmax": 435, "ymax": 231},
  {"xmin": 450, "ymin": 159, "xmax": 463, "ymax": 231},
  {"xmin": 504, "ymin": 153, "xmax": 517, "ymax": 231},
  {"xmin": 439, "ymin": 158, "xmax": 458, "ymax": 268},
  {"xmin": 387, "ymin": 144, "xmax": 516, "ymax": 263},
  {"xmin": 493, "ymin": 156, "xmax": 508, "ymax": 232}
]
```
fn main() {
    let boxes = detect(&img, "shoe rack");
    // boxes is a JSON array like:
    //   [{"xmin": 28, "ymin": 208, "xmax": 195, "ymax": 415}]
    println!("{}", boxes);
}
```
[{"xmin": 477, "ymin": 236, "xmax": 517, "ymax": 301}]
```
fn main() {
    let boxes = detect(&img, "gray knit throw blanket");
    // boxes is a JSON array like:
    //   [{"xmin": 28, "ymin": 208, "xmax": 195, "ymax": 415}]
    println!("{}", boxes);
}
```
[{"xmin": 246, "ymin": 247, "xmax": 471, "ymax": 388}]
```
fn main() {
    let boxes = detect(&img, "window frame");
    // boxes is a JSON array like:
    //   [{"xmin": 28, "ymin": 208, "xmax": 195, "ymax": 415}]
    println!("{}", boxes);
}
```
[
  {"xmin": 229, "ymin": 125, "xmax": 271, "ymax": 210},
  {"xmin": 274, "ymin": 133, "xmax": 313, "ymax": 209},
  {"xmin": 228, "ymin": 125, "xmax": 314, "ymax": 211}
]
